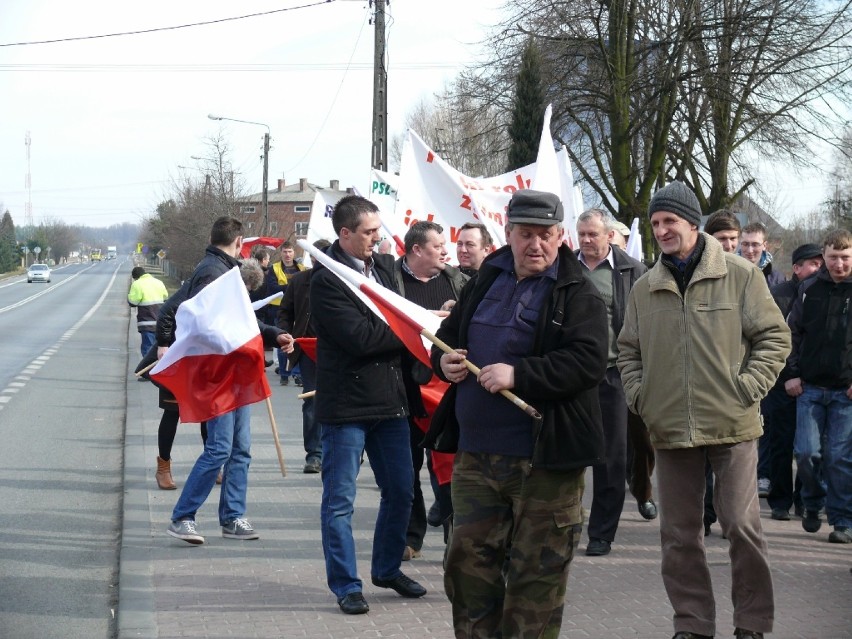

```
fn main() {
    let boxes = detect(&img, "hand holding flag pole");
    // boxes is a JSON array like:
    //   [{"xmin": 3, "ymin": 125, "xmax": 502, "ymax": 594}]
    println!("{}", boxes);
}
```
[{"xmin": 297, "ymin": 240, "xmax": 542, "ymax": 421}]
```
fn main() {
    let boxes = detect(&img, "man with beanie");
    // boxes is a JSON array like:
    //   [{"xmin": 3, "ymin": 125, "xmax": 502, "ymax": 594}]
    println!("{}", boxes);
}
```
[
  {"xmin": 763, "ymin": 244, "xmax": 824, "ymax": 521},
  {"xmin": 430, "ymin": 189, "xmax": 608, "ymax": 638},
  {"xmin": 618, "ymin": 181, "xmax": 790, "ymax": 639}
]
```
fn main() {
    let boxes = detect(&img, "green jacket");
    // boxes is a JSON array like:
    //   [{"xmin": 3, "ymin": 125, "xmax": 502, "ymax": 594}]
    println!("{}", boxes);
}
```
[{"xmin": 616, "ymin": 233, "xmax": 790, "ymax": 449}]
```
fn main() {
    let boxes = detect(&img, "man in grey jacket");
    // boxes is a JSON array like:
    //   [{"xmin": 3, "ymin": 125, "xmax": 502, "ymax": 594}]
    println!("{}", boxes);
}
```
[{"xmin": 617, "ymin": 181, "xmax": 790, "ymax": 639}]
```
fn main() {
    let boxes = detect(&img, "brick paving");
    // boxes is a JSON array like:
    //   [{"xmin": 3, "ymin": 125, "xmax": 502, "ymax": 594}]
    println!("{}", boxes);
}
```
[{"xmin": 120, "ymin": 361, "xmax": 851, "ymax": 638}]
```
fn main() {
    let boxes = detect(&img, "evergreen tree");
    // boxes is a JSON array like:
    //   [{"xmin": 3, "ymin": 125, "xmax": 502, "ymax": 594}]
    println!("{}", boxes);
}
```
[
  {"xmin": 506, "ymin": 38, "xmax": 545, "ymax": 172},
  {"xmin": 0, "ymin": 210, "xmax": 17, "ymax": 273}
]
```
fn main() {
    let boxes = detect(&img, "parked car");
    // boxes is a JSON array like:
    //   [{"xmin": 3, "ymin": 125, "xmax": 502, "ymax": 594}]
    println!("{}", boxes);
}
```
[{"xmin": 27, "ymin": 263, "xmax": 51, "ymax": 283}]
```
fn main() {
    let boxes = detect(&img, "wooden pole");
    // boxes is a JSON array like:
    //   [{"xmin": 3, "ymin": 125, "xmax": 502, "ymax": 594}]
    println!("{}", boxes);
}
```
[
  {"xmin": 266, "ymin": 396, "xmax": 287, "ymax": 477},
  {"xmin": 422, "ymin": 328, "xmax": 542, "ymax": 420}
]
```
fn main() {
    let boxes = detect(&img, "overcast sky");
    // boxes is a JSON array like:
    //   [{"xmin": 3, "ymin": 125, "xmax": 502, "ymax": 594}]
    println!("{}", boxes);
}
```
[{"xmin": 0, "ymin": 0, "xmax": 835, "ymax": 230}]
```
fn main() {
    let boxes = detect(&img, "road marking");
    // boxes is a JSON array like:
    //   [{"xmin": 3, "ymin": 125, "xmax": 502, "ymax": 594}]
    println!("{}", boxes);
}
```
[
  {"xmin": 0, "ymin": 264, "xmax": 98, "ymax": 314},
  {"xmin": 0, "ymin": 266, "xmax": 123, "ymax": 411}
]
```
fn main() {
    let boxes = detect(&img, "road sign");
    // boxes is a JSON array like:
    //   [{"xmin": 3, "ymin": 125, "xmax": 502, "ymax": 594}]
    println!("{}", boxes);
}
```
[{"xmin": 157, "ymin": 250, "xmax": 166, "ymax": 259}]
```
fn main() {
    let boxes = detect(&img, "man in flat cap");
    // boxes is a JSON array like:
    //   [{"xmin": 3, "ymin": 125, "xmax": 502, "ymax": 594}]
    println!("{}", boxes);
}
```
[
  {"xmin": 428, "ymin": 189, "xmax": 608, "ymax": 638},
  {"xmin": 617, "ymin": 181, "xmax": 790, "ymax": 639}
]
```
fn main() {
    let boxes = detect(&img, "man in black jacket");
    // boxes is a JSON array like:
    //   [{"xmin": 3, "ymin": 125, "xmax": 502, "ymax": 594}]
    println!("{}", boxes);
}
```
[
  {"xmin": 159, "ymin": 217, "xmax": 294, "ymax": 546},
  {"xmin": 310, "ymin": 195, "xmax": 426, "ymax": 615},
  {"xmin": 785, "ymin": 229, "xmax": 852, "ymax": 544},
  {"xmin": 575, "ymin": 208, "xmax": 651, "ymax": 558},
  {"xmin": 432, "ymin": 189, "xmax": 608, "ymax": 638}
]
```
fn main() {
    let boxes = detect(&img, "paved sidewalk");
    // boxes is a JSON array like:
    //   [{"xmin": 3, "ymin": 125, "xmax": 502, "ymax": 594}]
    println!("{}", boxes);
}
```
[{"xmin": 119, "ymin": 354, "xmax": 851, "ymax": 638}]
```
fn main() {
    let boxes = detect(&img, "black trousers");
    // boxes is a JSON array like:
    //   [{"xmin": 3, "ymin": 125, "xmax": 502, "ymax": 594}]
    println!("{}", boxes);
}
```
[{"xmin": 588, "ymin": 367, "xmax": 628, "ymax": 543}]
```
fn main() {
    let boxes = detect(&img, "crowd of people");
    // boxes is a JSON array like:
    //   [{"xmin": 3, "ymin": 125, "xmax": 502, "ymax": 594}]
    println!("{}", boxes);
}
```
[{"xmin": 128, "ymin": 183, "xmax": 851, "ymax": 639}]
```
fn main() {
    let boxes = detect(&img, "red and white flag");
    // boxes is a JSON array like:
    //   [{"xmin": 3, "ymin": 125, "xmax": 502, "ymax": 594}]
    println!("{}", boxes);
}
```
[
  {"xmin": 150, "ymin": 267, "xmax": 270, "ymax": 423},
  {"xmin": 239, "ymin": 236, "xmax": 284, "ymax": 259},
  {"xmin": 297, "ymin": 240, "xmax": 441, "ymax": 367}
]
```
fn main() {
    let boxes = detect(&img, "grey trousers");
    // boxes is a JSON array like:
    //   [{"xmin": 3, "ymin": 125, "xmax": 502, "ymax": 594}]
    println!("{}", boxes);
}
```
[{"xmin": 656, "ymin": 440, "xmax": 774, "ymax": 637}]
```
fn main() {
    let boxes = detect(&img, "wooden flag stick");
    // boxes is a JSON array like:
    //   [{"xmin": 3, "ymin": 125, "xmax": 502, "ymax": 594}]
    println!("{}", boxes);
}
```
[
  {"xmin": 265, "ymin": 396, "xmax": 287, "ymax": 477},
  {"xmin": 135, "ymin": 362, "xmax": 156, "ymax": 377},
  {"xmin": 421, "ymin": 328, "xmax": 543, "ymax": 421},
  {"xmin": 297, "ymin": 390, "xmax": 316, "ymax": 400}
]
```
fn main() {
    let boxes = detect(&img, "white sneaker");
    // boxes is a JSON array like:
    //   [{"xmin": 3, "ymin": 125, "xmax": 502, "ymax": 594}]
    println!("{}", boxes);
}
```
[
  {"xmin": 221, "ymin": 518, "xmax": 259, "ymax": 540},
  {"xmin": 757, "ymin": 477, "xmax": 771, "ymax": 498},
  {"xmin": 167, "ymin": 519, "xmax": 205, "ymax": 545}
]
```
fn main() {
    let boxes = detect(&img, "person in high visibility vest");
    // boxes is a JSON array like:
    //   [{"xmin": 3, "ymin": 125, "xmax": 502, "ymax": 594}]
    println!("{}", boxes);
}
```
[{"xmin": 265, "ymin": 241, "xmax": 306, "ymax": 385}]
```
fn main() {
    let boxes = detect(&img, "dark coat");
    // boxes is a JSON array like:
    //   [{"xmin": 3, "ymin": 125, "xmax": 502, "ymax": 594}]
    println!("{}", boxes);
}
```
[
  {"xmin": 787, "ymin": 267, "xmax": 852, "ymax": 387},
  {"xmin": 310, "ymin": 241, "xmax": 409, "ymax": 424},
  {"xmin": 276, "ymin": 268, "xmax": 312, "ymax": 368},
  {"xmin": 426, "ymin": 243, "xmax": 609, "ymax": 472}
]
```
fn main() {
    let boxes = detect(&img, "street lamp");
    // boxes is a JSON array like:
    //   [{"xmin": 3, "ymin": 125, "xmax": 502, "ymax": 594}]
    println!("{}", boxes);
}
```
[{"xmin": 208, "ymin": 114, "xmax": 270, "ymax": 235}]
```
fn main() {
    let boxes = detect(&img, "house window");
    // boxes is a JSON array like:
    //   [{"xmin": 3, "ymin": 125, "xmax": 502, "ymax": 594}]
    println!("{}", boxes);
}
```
[
  {"xmin": 295, "ymin": 222, "xmax": 309, "ymax": 236},
  {"xmin": 240, "ymin": 206, "xmax": 256, "ymax": 215},
  {"xmin": 294, "ymin": 205, "xmax": 310, "ymax": 213},
  {"xmin": 269, "ymin": 221, "xmax": 279, "ymax": 234}
]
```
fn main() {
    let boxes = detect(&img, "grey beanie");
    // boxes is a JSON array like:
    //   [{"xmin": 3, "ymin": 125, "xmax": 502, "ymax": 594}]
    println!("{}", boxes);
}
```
[{"xmin": 648, "ymin": 181, "xmax": 701, "ymax": 227}]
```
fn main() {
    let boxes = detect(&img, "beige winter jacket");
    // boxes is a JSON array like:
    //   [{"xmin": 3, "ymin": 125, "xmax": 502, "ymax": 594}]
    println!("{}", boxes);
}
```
[{"xmin": 616, "ymin": 234, "xmax": 791, "ymax": 449}]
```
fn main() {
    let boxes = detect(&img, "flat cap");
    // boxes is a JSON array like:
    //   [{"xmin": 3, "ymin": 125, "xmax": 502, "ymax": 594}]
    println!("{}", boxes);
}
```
[
  {"xmin": 791, "ymin": 243, "xmax": 822, "ymax": 265},
  {"xmin": 507, "ymin": 189, "xmax": 564, "ymax": 226}
]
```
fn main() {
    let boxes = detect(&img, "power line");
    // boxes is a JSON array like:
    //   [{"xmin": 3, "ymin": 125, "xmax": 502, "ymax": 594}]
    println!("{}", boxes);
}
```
[
  {"xmin": 0, "ymin": 62, "xmax": 457, "ymax": 72},
  {"xmin": 0, "ymin": 1, "xmax": 336, "ymax": 48}
]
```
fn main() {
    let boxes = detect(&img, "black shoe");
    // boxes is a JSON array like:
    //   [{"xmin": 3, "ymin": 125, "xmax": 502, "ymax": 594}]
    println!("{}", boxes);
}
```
[
  {"xmin": 828, "ymin": 526, "xmax": 852, "ymax": 543},
  {"xmin": 371, "ymin": 573, "xmax": 426, "ymax": 598},
  {"xmin": 672, "ymin": 633, "xmax": 713, "ymax": 639},
  {"xmin": 638, "ymin": 499, "xmax": 658, "ymax": 520},
  {"xmin": 427, "ymin": 501, "xmax": 442, "ymax": 527},
  {"xmin": 770, "ymin": 508, "xmax": 790, "ymax": 521},
  {"xmin": 303, "ymin": 458, "xmax": 321, "ymax": 474},
  {"xmin": 585, "ymin": 538, "xmax": 611, "ymax": 556},
  {"xmin": 802, "ymin": 510, "xmax": 822, "ymax": 533},
  {"xmin": 279, "ymin": 377, "xmax": 289, "ymax": 386},
  {"xmin": 338, "ymin": 592, "xmax": 369, "ymax": 614},
  {"xmin": 734, "ymin": 629, "xmax": 764, "ymax": 639},
  {"xmin": 793, "ymin": 501, "xmax": 804, "ymax": 518},
  {"xmin": 293, "ymin": 375, "xmax": 303, "ymax": 387},
  {"xmin": 704, "ymin": 522, "xmax": 711, "ymax": 537},
  {"xmin": 264, "ymin": 358, "xmax": 274, "ymax": 367}
]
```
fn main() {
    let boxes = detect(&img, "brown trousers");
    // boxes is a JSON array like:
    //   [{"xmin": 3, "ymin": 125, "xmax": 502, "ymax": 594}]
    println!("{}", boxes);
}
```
[{"xmin": 656, "ymin": 440, "xmax": 774, "ymax": 637}]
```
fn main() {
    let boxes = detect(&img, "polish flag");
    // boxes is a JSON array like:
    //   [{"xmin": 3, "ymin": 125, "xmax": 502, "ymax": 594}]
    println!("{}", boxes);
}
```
[
  {"xmin": 150, "ymin": 267, "xmax": 270, "ymax": 423},
  {"xmin": 295, "ymin": 337, "xmax": 317, "ymax": 362},
  {"xmin": 297, "ymin": 240, "xmax": 441, "ymax": 367},
  {"xmin": 239, "ymin": 236, "xmax": 284, "ymax": 259}
]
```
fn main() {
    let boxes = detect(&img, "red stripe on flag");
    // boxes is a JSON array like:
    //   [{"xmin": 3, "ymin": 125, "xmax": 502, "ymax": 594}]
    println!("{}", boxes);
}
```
[
  {"xmin": 152, "ymin": 334, "xmax": 270, "ymax": 423},
  {"xmin": 426, "ymin": 151, "xmax": 434, "ymax": 163},
  {"xmin": 295, "ymin": 337, "xmax": 317, "ymax": 362},
  {"xmin": 359, "ymin": 284, "xmax": 431, "ymax": 367}
]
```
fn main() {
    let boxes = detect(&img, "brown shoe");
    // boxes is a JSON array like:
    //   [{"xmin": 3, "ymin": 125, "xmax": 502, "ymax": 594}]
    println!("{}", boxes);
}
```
[
  {"xmin": 402, "ymin": 546, "xmax": 421, "ymax": 561},
  {"xmin": 156, "ymin": 456, "xmax": 176, "ymax": 490}
]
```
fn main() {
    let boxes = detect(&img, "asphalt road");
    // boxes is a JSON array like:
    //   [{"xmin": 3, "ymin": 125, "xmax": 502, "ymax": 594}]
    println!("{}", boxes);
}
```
[{"xmin": 0, "ymin": 258, "xmax": 132, "ymax": 639}]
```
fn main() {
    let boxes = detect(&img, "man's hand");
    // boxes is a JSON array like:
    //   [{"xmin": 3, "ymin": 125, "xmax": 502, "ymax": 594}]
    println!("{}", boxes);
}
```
[
  {"xmin": 478, "ymin": 363, "xmax": 514, "ymax": 394},
  {"xmin": 277, "ymin": 332, "xmax": 295, "ymax": 354},
  {"xmin": 440, "ymin": 349, "xmax": 469, "ymax": 383},
  {"xmin": 785, "ymin": 377, "xmax": 803, "ymax": 397},
  {"xmin": 157, "ymin": 346, "xmax": 169, "ymax": 360}
]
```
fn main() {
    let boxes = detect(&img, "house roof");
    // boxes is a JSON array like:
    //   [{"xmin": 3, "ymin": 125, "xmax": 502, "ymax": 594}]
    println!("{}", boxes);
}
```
[{"xmin": 240, "ymin": 179, "xmax": 349, "ymax": 205}]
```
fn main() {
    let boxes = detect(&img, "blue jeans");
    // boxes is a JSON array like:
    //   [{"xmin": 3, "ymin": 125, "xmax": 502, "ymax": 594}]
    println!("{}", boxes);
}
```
[
  {"xmin": 140, "ymin": 330, "xmax": 156, "ymax": 358},
  {"xmin": 320, "ymin": 417, "xmax": 413, "ymax": 599},
  {"xmin": 171, "ymin": 405, "xmax": 252, "ymax": 526},
  {"xmin": 298, "ymin": 354, "xmax": 321, "ymax": 462},
  {"xmin": 795, "ymin": 385, "xmax": 852, "ymax": 528}
]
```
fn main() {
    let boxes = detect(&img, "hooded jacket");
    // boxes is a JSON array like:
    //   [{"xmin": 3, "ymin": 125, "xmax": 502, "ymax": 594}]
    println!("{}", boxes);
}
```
[
  {"xmin": 617, "ymin": 233, "xmax": 790, "ymax": 449},
  {"xmin": 427, "ymin": 243, "xmax": 609, "ymax": 471}
]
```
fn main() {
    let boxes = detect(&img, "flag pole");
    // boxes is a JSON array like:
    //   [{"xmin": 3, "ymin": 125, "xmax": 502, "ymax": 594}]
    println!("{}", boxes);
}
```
[
  {"xmin": 265, "ymin": 397, "xmax": 287, "ymax": 477},
  {"xmin": 422, "ymin": 328, "xmax": 543, "ymax": 421}
]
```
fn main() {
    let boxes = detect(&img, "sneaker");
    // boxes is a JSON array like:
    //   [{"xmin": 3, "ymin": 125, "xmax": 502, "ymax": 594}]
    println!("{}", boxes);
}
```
[
  {"xmin": 828, "ymin": 527, "xmax": 852, "ymax": 544},
  {"xmin": 303, "ymin": 458, "xmax": 322, "ymax": 474},
  {"xmin": 757, "ymin": 477, "xmax": 771, "ymax": 498},
  {"xmin": 167, "ymin": 519, "xmax": 205, "ymax": 545},
  {"xmin": 279, "ymin": 377, "xmax": 289, "ymax": 386},
  {"xmin": 770, "ymin": 508, "xmax": 790, "ymax": 521},
  {"xmin": 802, "ymin": 510, "xmax": 822, "ymax": 533},
  {"xmin": 221, "ymin": 518, "xmax": 260, "ymax": 540}
]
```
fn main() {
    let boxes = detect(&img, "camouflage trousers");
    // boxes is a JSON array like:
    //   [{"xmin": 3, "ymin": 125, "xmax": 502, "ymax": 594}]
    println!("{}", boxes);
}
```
[{"xmin": 445, "ymin": 451, "xmax": 584, "ymax": 639}]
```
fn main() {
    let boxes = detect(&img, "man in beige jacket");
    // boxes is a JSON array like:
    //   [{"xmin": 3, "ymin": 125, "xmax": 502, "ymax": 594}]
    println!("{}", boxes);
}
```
[{"xmin": 617, "ymin": 181, "xmax": 790, "ymax": 639}]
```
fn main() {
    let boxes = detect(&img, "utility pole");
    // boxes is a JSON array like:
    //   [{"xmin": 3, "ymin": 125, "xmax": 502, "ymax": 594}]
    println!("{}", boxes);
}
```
[
  {"xmin": 24, "ymin": 131, "xmax": 33, "ymax": 227},
  {"xmin": 371, "ymin": 0, "xmax": 388, "ymax": 171},
  {"xmin": 262, "ymin": 132, "xmax": 270, "ymax": 235}
]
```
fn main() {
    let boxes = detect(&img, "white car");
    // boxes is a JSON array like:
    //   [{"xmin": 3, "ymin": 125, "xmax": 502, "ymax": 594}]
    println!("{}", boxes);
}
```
[{"xmin": 27, "ymin": 263, "xmax": 51, "ymax": 283}]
